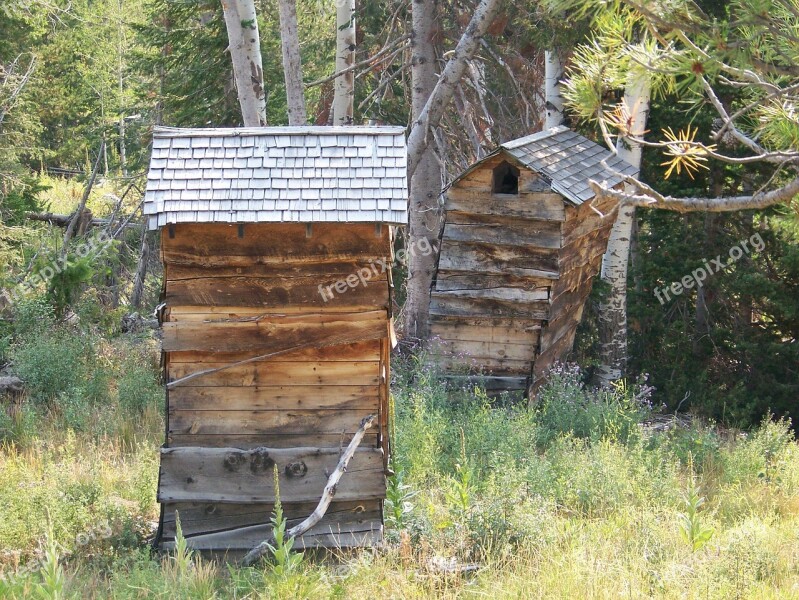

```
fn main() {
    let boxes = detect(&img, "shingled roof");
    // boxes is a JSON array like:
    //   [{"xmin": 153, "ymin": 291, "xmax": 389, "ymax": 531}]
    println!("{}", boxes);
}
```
[
  {"xmin": 143, "ymin": 126, "xmax": 408, "ymax": 229},
  {"xmin": 452, "ymin": 126, "xmax": 638, "ymax": 206}
]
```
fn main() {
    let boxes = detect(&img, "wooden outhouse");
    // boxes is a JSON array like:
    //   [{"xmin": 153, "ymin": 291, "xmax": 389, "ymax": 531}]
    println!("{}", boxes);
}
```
[
  {"xmin": 430, "ymin": 126, "xmax": 636, "ymax": 394},
  {"xmin": 143, "ymin": 126, "xmax": 407, "ymax": 552}
]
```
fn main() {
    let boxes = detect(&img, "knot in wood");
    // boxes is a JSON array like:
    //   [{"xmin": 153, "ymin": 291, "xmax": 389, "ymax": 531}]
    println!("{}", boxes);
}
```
[
  {"xmin": 285, "ymin": 461, "xmax": 308, "ymax": 478},
  {"xmin": 223, "ymin": 451, "xmax": 247, "ymax": 472},
  {"xmin": 249, "ymin": 448, "xmax": 275, "ymax": 474}
]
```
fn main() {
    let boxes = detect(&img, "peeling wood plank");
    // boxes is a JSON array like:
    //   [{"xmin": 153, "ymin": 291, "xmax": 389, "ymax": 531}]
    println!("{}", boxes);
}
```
[
  {"xmin": 437, "ymin": 240, "xmax": 559, "ymax": 278},
  {"xmin": 445, "ymin": 189, "xmax": 565, "ymax": 221},
  {"xmin": 434, "ymin": 270, "xmax": 554, "ymax": 293},
  {"xmin": 443, "ymin": 214, "xmax": 562, "ymax": 249},
  {"xmin": 430, "ymin": 295, "xmax": 550, "ymax": 320},
  {"xmin": 431, "ymin": 286, "xmax": 549, "ymax": 303}
]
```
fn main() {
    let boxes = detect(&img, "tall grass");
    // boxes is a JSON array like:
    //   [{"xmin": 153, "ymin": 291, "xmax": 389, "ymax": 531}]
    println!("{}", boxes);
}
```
[{"xmin": 2, "ymin": 344, "xmax": 799, "ymax": 598}]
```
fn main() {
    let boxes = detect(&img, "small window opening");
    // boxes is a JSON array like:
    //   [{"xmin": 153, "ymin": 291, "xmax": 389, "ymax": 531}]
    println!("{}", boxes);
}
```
[{"xmin": 492, "ymin": 161, "xmax": 519, "ymax": 194}]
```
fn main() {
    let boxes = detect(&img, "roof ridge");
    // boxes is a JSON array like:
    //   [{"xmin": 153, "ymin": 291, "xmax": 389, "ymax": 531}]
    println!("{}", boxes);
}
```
[
  {"xmin": 500, "ymin": 125, "xmax": 569, "ymax": 150},
  {"xmin": 153, "ymin": 126, "xmax": 406, "ymax": 138}
]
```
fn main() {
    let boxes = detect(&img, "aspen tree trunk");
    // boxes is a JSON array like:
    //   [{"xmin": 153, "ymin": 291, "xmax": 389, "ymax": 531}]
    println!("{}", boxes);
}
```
[
  {"xmin": 117, "ymin": 0, "xmax": 127, "ymax": 176},
  {"xmin": 403, "ymin": 0, "xmax": 441, "ymax": 340},
  {"xmin": 544, "ymin": 49, "xmax": 564, "ymax": 129},
  {"xmin": 405, "ymin": 0, "xmax": 502, "ymax": 180},
  {"xmin": 595, "ymin": 72, "xmax": 651, "ymax": 385},
  {"xmin": 277, "ymin": 0, "xmax": 306, "ymax": 125},
  {"xmin": 403, "ymin": 0, "xmax": 502, "ymax": 339},
  {"xmin": 332, "ymin": 0, "xmax": 356, "ymax": 125},
  {"xmin": 221, "ymin": 0, "xmax": 267, "ymax": 126}
]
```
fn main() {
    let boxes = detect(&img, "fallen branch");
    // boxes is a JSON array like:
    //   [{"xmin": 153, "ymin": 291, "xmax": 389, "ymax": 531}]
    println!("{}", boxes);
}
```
[
  {"xmin": 62, "ymin": 140, "xmax": 105, "ymax": 257},
  {"xmin": 26, "ymin": 212, "xmax": 128, "ymax": 228},
  {"xmin": 242, "ymin": 414, "xmax": 377, "ymax": 566}
]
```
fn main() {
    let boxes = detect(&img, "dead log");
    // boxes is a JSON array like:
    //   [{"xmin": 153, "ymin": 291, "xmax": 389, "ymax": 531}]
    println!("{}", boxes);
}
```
[
  {"xmin": 129, "ymin": 225, "xmax": 150, "ymax": 309},
  {"xmin": 121, "ymin": 312, "xmax": 158, "ymax": 333},
  {"xmin": 241, "ymin": 414, "xmax": 377, "ymax": 565},
  {"xmin": 62, "ymin": 140, "xmax": 105, "ymax": 256},
  {"xmin": 25, "ymin": 212, "xmax": 139, "ymax": 230},
  {"xmin": 0, "ymin": 376, "xmax": 23, "ymax": 394}
]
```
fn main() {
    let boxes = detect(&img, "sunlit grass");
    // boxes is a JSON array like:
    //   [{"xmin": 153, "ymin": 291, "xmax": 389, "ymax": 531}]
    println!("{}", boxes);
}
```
[{"xmin": 1, "ymin": 351, "xmax": 799, "ymax": 598}]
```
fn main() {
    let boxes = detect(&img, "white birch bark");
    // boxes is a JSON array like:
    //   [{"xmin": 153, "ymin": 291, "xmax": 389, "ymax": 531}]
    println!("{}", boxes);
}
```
[
  {"xmin": 405, "ymin": 0, "xmax": 502, "ymax": 180},
  {"xmin": 332, "ymin": 0, "xmax": 355, "ymax": 126},
  {"xmin": 403, "ymin": 0, "xmax": 441, "ymax": 340},
  {"xmin": 277, "ymin": 0, "xmax": 306, "ymax": 125},
  {"xmin": 221, "ymin": 0, "xmax": 267, "ymax": 127},
  {"xmin": 544, "ymin": 49, "xmax": 564, "ymax": 129},
  {"xmin": 595, "ymin": 71, "xmax": 651, "ymax": 385}
]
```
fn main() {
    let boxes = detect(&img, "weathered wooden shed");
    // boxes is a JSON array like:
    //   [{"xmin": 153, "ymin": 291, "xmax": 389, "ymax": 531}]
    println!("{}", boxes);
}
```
[
  {"xmin": 143, "ymin": 126, "xmax": 407, "ymax": 552},
  {"xmin": 430, "ymin": 126, "xmax": 636, "ymax": 394}
]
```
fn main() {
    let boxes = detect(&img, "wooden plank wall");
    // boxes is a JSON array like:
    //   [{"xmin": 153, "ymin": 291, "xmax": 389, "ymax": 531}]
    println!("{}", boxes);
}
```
[
  {"xmin": 156, "ymin": 222, "xmax": 393, "ymax": 550},
  {"xmin": 530, "ymin": 192, "xmax": 619, "ymax": 392},
  {"xmin": 430, "ymin": 155, "xmax": 565, "ymax": 391}
]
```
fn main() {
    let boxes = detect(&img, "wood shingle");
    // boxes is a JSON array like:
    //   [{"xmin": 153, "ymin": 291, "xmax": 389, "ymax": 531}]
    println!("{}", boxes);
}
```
[{"xmin": 144, "ymin": 126, "xmax": 408, "ymax": 229}]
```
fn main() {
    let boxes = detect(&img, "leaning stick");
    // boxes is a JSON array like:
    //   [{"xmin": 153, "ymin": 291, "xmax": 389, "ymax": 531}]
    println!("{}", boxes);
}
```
[{"xmin": 242, "ymin": 414, "xmax": 377, "ymax": 566}]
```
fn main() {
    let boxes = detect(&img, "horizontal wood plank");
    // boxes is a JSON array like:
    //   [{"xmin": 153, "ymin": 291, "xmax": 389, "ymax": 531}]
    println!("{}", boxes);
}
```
[
  {"xmin": 166, "ymin": 275, "xmax": 388, "ymax": 309},
  {"xmin": 167, "ymin": 360, "xmax": 381, "ymax": 387},
  {"xmin": 168, "ymin": 340, "xmax": 381, "ymax": 364},
  {"xmin": 162, "ymin": 526, "xmax": 382, "ymax": 551},
  {"xmin": 431, "ymin": 286, "xmax": 549, "ymax": 303},
  {"xmin": 160, "ymin": 500, "xmax": 382, "ymax": 548},
  {"xmin": 430, "ymin": 295, "xmax": 550, "ymax": 320},
  {"xmin": 430, "ymin": 338, "xmax": 536, "ymax": 362},
  {"xmin": 431, "ymin": 354, "xmax": 532, "ymax": 376},
  {"xmin": 167, "ymin": 433, "xmax": 380, "ymax": 449},
  {"xmin": 437, "ymin": 239, "xmax": 559, "ymax": 278},
  {"xmin": 443, "ymin": 214, "xmax": 562, "ymax": 249},
  {"xmin": 162, "ymin": 223, "xmax": 390, "ymax": 266},
  {"xmin": 158, "ymin": 446, "xmax": 385, "ymax": 504},
  {"xmin": 168, "ymin": 385, "xmax": 379, "ymax": 411},
  {"xmin": 168, "ymin": 409, "xmax": 377, "ymax": 436},
  {"xmin": 445, "ymin": 189, "xmax": 565, "ymax": 221},
  {"xmin": 430, "ymin": 321, "xmax": 540, "ymax": 346},
  {"xmin": 162, "ymin": 316, "xmax": 388, "ymax": 353},
  {"xmin": 441, "ymin": 374, "xmax": 528, "ymax": 391},
  {"xmin": 434, "ymin": 270, "xmax": 554, "ymax": 293},
  {"xmin": 167, "ymin": 261, "xmax": 386, "ymax": 281}
]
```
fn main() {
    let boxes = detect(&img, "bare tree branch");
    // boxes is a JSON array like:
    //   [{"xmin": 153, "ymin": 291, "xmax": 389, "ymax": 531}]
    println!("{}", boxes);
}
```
[
  {"xmin": 591, "ymin": 174, "xmax": 799, "ymax": 213},
  {"xmin": 406, "ymin": 0, "xmax": 503, "ymax": 180}
]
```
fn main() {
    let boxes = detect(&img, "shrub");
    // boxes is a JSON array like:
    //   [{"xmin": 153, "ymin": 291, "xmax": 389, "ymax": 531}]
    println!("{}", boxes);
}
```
[
  {"xmin": 117, "ymin": 358, "xmax": 161, "ymax": 415},
  {"xmin": 535, "ymin": 364, "xmax": 656, "ymax": 446},
  {"xmin": 11, "ymin": 329, "xmax": 88, "ymax": 406},
  {"xmin": 11, "ymin": 296, "xmax": 56, "ymax": 338}
]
